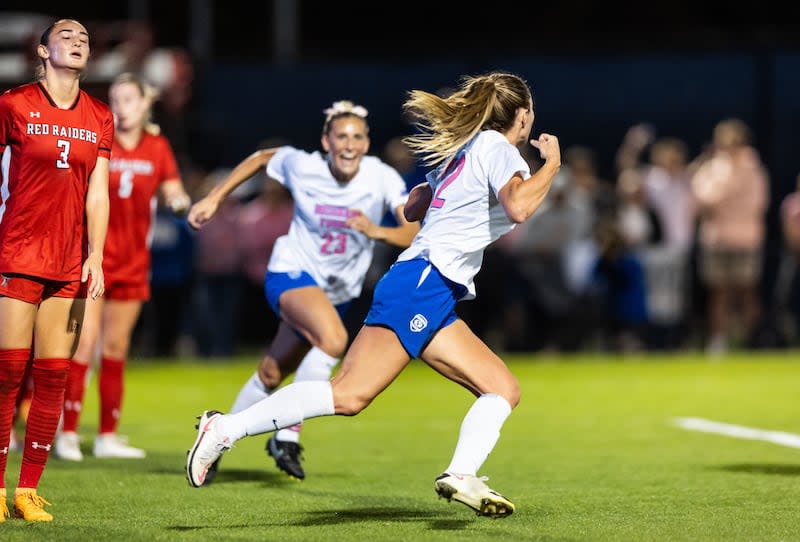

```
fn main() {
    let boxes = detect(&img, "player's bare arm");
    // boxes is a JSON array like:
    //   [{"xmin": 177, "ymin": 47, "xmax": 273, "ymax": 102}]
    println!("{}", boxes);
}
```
[
  {"xmin": 403, "ymin": 182, "xmax": 432, "ymax": 222},
  {"xmin": 345, "ymin": 205, "xmax": 420, "ymax": 248},
  {"xmin": 498, "ymin": 133, "xmax": 561, "ymax": 223},
  {"xmin": 84, "ymin": 156, "xmax": 110, "ymax": 299},
  {"xmin": 188, "ymin": 147, "xmax": 278, "ymax": 229},
  {"xmin": 161, "ymin": 179, "xmax": 191, "ymax": 215}
]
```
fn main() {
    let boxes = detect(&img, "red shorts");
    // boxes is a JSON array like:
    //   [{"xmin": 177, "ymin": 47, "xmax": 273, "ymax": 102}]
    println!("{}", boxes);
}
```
[
  {"xmin": 0, "ymin": 273, "xmax": 87, "ymax": 304},
  {"xmin": 104, "ymin": 278, "xmax": 150, "ymax": 302}
]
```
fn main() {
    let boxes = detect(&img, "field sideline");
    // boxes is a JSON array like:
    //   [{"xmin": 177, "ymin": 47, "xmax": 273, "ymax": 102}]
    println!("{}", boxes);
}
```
[{"xmin": 3, "ymin": 352, "xmax": 800, "ymax": 541}]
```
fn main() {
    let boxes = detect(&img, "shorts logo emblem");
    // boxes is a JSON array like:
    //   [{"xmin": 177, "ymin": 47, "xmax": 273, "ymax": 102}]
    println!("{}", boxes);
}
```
[{"xmin": 410, "ymin": 313, "xmax": 428, "ymax": 332}]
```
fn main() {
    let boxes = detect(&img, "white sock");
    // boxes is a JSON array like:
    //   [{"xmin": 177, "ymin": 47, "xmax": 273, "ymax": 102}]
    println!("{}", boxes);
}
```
[
  {"xmin": 445, "ymin": 393, "xmax": 512, "ymax": 476},
  {"xmin": 275, "ymin": 424, "xmax": 302, "ymax": 443},
  {"xmin": 293, "ymin": 347, "xmax": 339, "ymax": 382},
  {"xmin": 230, "ymin": 371, "xmax": 271, "ymax": 414},
  {"xmin": 218, "ymin": 381, "xmax": 335, "ymax": 441},
  {"xmin": 275, "ymin": 348, "xmax": 339, "ymax": 442}
]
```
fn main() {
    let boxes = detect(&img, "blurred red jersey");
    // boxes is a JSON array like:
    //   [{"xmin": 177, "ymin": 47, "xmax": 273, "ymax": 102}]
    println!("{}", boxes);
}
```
[
  {"xmin": 0, "ymin": 82, "xmax": 114, "ymax": 280},
  {"xmin": 105, "ymin": 132, "xmax": 179, "ymax": 284}
]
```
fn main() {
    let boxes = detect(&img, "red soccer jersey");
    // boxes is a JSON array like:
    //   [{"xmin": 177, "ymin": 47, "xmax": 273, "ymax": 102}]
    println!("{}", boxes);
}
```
[
  {"xmin": 105, "ymin": 132, "xmax": 179, "ymax": 284},
  {"xmin": 0, "ymin": 82, "xmax": 114, "ymax": 281}
]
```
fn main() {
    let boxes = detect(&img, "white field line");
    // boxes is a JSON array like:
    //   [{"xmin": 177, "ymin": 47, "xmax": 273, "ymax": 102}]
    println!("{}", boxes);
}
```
[{"xmin": 673, "ymin": 417, "xmax": 800, "ymax": 449}]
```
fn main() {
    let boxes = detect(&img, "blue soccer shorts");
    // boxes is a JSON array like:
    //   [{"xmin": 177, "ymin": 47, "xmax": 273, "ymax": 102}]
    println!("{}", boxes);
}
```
[
  {"xmin": 264, "ymin": 270, "xmax": 350, "ymax": 320},
  {"xmin": 364, "ymin": 257, "xmax": 466, "ymax": 358}
]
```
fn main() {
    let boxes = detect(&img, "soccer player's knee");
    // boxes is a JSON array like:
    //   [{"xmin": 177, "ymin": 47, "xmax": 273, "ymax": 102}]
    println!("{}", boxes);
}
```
[
  {"xmin": 104, "ymin": 339, "xmax": 129, "ymax": 361},
  {"xmin": 257, "ymin": 358, "xmax": 282, "ymax": 389},
  {"xmin": 319, "ymin": 328, "xmax": 348, "ymax": 358}
]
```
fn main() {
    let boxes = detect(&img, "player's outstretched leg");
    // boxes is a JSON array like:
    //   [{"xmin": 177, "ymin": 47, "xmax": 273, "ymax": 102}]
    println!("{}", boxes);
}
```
[{"xmin": 434, "ymin": 472, "xmax": 515, "ymax": 519}]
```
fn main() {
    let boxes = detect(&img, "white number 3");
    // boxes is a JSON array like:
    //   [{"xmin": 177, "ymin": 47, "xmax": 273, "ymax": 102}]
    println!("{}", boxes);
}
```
[{"xmin": 56, "ymin": 139, "xmax": 70, "ymax": 169}]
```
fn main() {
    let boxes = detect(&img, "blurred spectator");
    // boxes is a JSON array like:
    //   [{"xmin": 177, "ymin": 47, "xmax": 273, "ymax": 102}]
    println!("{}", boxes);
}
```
[
  {"xmin": 566, "ymin": 145, "xmax": 617, "ymax": 226},
  {"xmin": 146, "ymin": 47, "xmax": 198, "ymax": 174},
  {"xmin": 555, "ymin": 145, "xmax": 615, "ymax": 301},
  {"xmin": 499, "ymin": 171, "xmax": 588, "ymax": 351},
  {"xmin": 643, "ymin": 138, "xmax": 696, "ymax": 251},
  {"xmin": 690, "ymin": 118, "xmax": 769, "ymax": 356},
  {"xmin": 382, "ymin": 135, "xmax": 427, "ymax": 192},
  {"xmin": 615, "ymin": 122, "xmax": 656, "ymax": 176},
  {"xmin": 237, "ymin": 177, "xmax": 293, "ymax": 347},
  {"xmin": 775, "ymin": 173, "xmax": 800, "ymax": 344},
  {"xmin": 134, "ymin": 208, "xmax": 196, "ymax": 358},
  {"xmin": 88, "ymin": 20, "xmax": 155, "ymax": 81},
  {"xmin": 191, "ymin": 171, "xmax": 245, "ymax": 358},
  {"xmin": 616, "ymin": 168, "xmax": 663, "ymax": 249},
  {"xmin": 588, "ymin": 218, "xmax": 649, "ymax": 353},
  {"xmin": 641, "ymin": 136, "xmax": 697, "ymax": 350}
]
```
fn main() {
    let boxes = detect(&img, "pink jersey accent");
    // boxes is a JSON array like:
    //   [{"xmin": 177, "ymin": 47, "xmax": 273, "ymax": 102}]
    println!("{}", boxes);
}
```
[
  {"xmin": 104, "ymin": 132, "xmax": 179, "ymax": 284},
  {"xmin": 0, "ymin": 82, "xmax": 114, "ymax": 280}
]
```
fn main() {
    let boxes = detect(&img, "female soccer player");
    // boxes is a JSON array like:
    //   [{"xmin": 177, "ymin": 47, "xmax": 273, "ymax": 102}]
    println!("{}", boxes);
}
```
[
  {"xmin": 187, "ymin": 100, "xmax": 419, "ymax": 481},
  {"xmin": 54, "ymin": 72, "xmax": 191, "ymax": 462},
  {"xmin": 186, "ymin": 71, "xmax": 561, "ymax": 518},
  {"xmin": 0, "ymin": 18, "xmax": 113, "ymax": 521}
]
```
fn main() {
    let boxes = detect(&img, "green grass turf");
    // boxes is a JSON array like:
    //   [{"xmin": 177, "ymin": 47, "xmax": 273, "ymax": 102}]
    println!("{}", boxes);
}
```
[{"xmin": 3, "ymin": 351, "xmax": 800, "ymax": 541}]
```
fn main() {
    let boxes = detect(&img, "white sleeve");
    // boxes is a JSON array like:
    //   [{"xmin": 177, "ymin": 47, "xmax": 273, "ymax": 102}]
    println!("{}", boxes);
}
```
[
  {"xmin": 265, "ymin": 146, "xmax": 297, "ymax": 189},
  {"xmin": 382, "ymin": 164, "xmax": 410, "ymax": 210},
  {"xmin": 483, "ymin": 142, "xmax": 530, "ymax": 196}
]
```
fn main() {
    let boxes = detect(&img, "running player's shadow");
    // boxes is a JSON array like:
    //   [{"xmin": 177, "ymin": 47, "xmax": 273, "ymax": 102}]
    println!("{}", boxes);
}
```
[
  {"xmin": 206, "ymin": 466, "xmax": 289, "ymax": 484},
  {"xmin": 712, "ymin": 463, "xmax": 800, "ymax": 475},
  {"xmin": 293, "ymin": 507, "xmax": 470, "ymax": 529}
]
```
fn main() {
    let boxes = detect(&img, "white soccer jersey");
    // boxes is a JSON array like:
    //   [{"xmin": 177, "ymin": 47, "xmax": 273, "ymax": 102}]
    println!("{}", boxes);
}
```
[
  {"xmin": 266, "ymin": 146, "xmax": 408, "ymax": 304},
  {"xmin": 397, "ymin": 130, "xmax": 530, "ymax": 300}
]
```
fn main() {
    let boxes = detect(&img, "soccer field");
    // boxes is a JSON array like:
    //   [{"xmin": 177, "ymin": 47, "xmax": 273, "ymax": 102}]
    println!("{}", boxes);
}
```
[{"xmin": 3, "ymin": 352, "xmax": 800, "ymax": 541}]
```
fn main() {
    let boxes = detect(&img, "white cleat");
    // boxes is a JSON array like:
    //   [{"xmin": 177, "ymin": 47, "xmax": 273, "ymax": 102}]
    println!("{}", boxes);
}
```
[
  {"xmin": 93, "ymin": 433, "xmax": 146, "ymax": 458},
  {"xmin": 186, "ymin": 410, "xmax": 231, "ymax": 487},
  {"xmin": 54, "ymin": 431, "xmax": 84, "ymax": 461},
  {"xmin": 434, "ymin": 472, "xmax": 515, "ymax": 518}
]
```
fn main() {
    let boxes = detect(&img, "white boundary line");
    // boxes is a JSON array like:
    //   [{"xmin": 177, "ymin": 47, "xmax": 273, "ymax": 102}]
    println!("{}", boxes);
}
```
[{"xmin": 673, "ymin": 417, "xmax": 800, "ymax": 449}]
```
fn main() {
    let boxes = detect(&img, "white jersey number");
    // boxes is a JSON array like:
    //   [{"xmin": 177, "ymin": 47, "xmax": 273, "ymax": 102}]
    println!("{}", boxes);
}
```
[
  {"xmin": 118, "ymin": 169, "xmax": 135, "ymax": 199},
  {"xmin": 56, "ymin": 139, "xmax": 71, "ymax": 169}
]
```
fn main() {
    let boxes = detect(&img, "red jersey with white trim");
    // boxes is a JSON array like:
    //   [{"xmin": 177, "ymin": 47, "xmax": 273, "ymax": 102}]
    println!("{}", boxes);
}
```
[
  {"xmin": 105, "ymin": 132, "xmax": 179, "ymax": 284},
  {"xmin": 0, "ymin": 82, "xmax": 114, "ymax": 281}
]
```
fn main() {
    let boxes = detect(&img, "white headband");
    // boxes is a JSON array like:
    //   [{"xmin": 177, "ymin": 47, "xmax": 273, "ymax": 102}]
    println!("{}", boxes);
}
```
[{"xmin": 324, "ymin": 100, "xmax": 368, "ymax": 121}]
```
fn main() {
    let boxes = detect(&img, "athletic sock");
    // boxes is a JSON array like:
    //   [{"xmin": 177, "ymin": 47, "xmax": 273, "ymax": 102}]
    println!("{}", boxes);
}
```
[
  {"xmin": 230, "ymin": 371, "xmax": 271, "ymax": 414},
  {"xmin": 0, "ymin": 349, "xmax": 31, "ymax": 489},
  {"xmin": 217, "ymin": 381, "xmax": 334, "ymax": 442},
  {"xmin": 445, "ymin": 393, "xmax": 512, "ymax": 476},
  {"xmin": 98, "ymin": 356, "xmax": 124, "ymax": 434},
  {"xmin": 18, "ymin": 359, "xmax": 69, "ymax": 489},
  {"xmin": 61, "ymin": 360, "xmax": 89, "ymax": 433},
  {"xmin": 293, "ymin": 347, "xmax": 339, "ymax": 382},
  {"xmin": 275, "ymin": 348, "xmax": 339, "ymax": 442}
]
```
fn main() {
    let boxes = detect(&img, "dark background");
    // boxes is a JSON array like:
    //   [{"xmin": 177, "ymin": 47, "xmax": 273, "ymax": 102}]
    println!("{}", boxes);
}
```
[{"xmin": 5, "ymin": 1, "xmax": 800, "ymax": 58}]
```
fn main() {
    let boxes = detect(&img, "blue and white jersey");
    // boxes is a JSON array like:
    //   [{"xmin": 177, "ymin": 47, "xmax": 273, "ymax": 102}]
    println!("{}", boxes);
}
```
[
  {"xmin": 266, "ymin": 146, "xmax": 408, "ymax": 304},
  {"xmin": 397, "ymin": 130, "xmax": 530, "ymax": 300}
]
